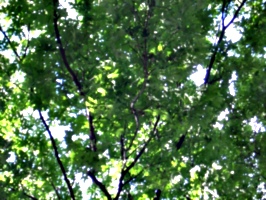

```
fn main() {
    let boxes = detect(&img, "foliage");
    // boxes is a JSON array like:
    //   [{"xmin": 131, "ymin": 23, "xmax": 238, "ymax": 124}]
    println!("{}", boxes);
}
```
[{"xmin": 0, "ymin": 0, "xmax": 266, "ymax": 199}]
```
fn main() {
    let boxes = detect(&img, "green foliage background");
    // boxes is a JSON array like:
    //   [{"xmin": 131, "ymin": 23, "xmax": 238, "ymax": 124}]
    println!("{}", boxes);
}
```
[{"xmin": 0, "ymin": 0, "xmax": 265, "ymax": 199}]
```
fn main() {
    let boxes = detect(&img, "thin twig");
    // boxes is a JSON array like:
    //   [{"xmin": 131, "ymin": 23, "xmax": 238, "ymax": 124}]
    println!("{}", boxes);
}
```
[
  {"xmin": 0, "ymin": 26, "xmax": 21, "ymax": 60},
  {"xmin": 21, "ymin": 185, "xmax": 38, "ymax": 200},
  {"xmin": 51, "ymin": 181, "xmax": 62, "ymax": 200},
  {"xmin": 22, "ymin": 24, "xmax": 31, "ymax": 59},
  {"xmin": 128, "ymin": 79, "xmax": 147, "ymax": 150}
]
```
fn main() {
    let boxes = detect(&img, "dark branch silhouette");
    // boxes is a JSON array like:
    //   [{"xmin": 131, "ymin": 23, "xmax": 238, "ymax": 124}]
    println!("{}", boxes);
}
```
[
  {"xmin": 52, "ymin": 0, "xmax": 97, "ymax": 151},
  {"xmin": 87, "ymin": 170, "xmax": 112, "ymax": 200},
  {"xmin": 153, "ymin": 189, "xmax": 162, "ymax": 200},
  {"xmin": 52, "ymin": 0, "xmax": 83, "ymax": 95},
  {"xmin": 122, "ymin": 170, "xmax": 143, "ymax": 186},
  {"xmin": 23, "ymin": 192, "xmax": 38, "ymax": 200},
  {"xmin": 0, "ymin": 24, "xmax": 30, "ymax": 61},
  {"xmin": 120, "ymin": 126, "xmax": 126, "ymax": 160},
  {"xmin": 204, "ymin": 0, "xmax": 248, "ymax": 85},
  {"xmin": 176, "ymin": 134, "xmax": 185, "ymax": 151},
  {"xmin": 38, "ymin": 110, "xmax": 76, "ymax": 200},
  {"xmin": 0, "ymin": 26, "xmax": 21, "ymax": 60}
]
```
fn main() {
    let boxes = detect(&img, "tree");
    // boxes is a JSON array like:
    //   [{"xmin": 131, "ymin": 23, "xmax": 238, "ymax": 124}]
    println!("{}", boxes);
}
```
[{"xmin": 0, "ymin": 0, "xmax": 265, "ymax": 199}]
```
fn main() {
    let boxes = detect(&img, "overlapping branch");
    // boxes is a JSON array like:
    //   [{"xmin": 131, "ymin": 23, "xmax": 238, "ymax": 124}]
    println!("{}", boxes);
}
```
[
  {"xmin": 204, "ymin": 0, "xmax": 248, "ymax": 85},
  {"xmin": 38, "ymin": 110, "xmax": 76, "ymax": 200}
]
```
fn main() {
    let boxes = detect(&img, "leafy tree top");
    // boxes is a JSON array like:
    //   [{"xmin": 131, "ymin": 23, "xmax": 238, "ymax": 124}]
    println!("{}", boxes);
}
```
[{"xmin": 0, "ymin": 0, "xmax": 265, "ymax": 199}]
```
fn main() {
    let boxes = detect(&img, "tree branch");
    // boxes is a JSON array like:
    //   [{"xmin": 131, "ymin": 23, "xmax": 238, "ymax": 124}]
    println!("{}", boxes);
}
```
[
  {"xmin": 176, "ymin": 134, "xmax": 185, "ymax": 151},
  {"xmin": 153, "ymin": 189, "xmax": 162, "ymax": 200},
  {"xmin": 114, "ymin": 115, "xmax": 161, "ymax": 200},
  {"xmin": 87, "ymin": 170, "xmax": 112, "ymax": 200},
  {"xmin": 21, "ymin": 185, "xmax": 38, "ymax": 200},
  {"xmin": 85, "ymin": 107, "xmax": 97, "ymax": 151},
  {"xmin": 0, "ymin": 26, "xmax": 21, "ymax": 60},
  {"xmin": 23, "ymin": 192, "xmax": 38, "ymax": 200},
  {"xmin": 122, "ymin": 170, "xmax": 143, "ymax": 187},
  {"xmin": 204, "ymin": 0, "xmax": 248, "ymax": 85},
  {"xmin": 52, "ymin": 0, "xmax": 97, "ymax": 151},
  {"xmin": 53, "ymin": 0, "xmax": 97, "ymax": 151},
  {"xmin": 128, "ymin": 0, "xmax": 154, "ymax": 152},
  {"xmin": 120, "ymin": 125, "xmax": 127, "ymax": 160},
  {"xmin": 38, "ymin": 110, "xmax": 76, "ymax": 200},
  {"xmin": 52, "ymin": 0, "xmax": 83, "ymax": 95},
  {"xmin": 129, "ymin": 78, "xmax": 147, "ymax": 151},
  {"xmin": 22, "ymin": 24, "xmax": 31, "ymax": 59},
  {"xmin": 51, "ymin": 181, "xmax": 62, "ymax": 200},
  {"xmin": 224, "ymin": 0, "xmax": 248, "ymax": 30}
]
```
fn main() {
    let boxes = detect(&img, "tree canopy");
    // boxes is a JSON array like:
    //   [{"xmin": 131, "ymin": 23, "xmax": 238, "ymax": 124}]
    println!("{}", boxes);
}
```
[{"xmin": 0, "ymin": 0, "xmax": 266, "ymax": 199}]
